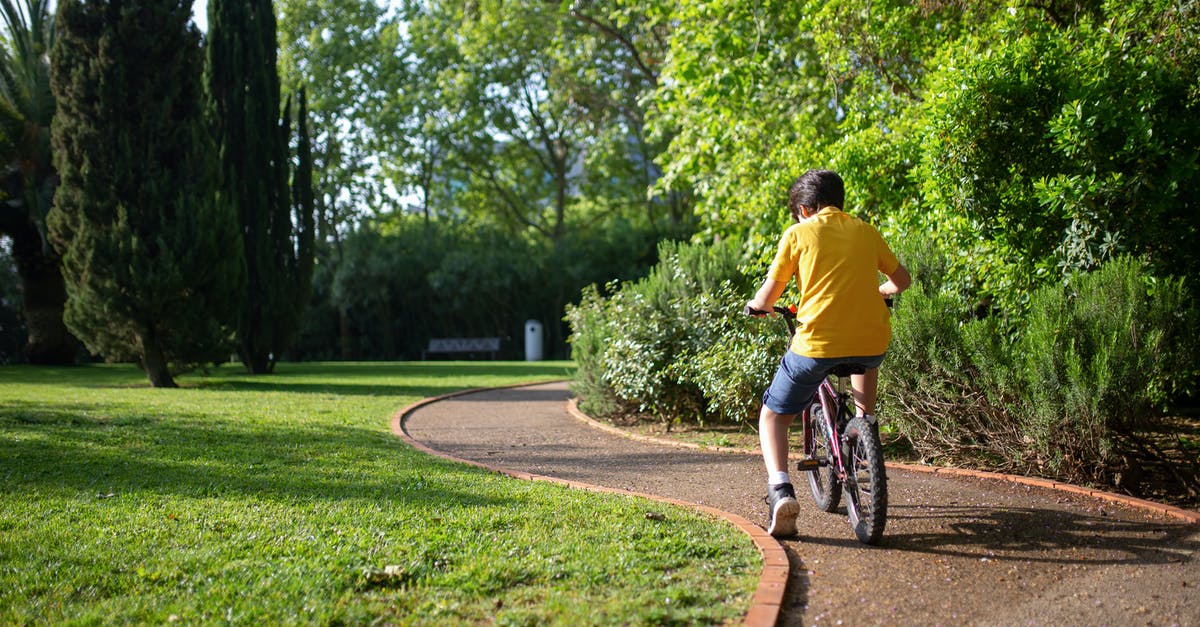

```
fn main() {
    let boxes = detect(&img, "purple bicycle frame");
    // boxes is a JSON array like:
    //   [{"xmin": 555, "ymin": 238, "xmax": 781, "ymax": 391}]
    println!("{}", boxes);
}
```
[{"xmin": 803, "ymin": 377, "xmax": 847, "ymax": 481}]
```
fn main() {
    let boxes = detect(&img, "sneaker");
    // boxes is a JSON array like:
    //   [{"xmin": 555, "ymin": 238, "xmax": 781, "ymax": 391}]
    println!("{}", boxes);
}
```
[{"xmin": 766, "ymin": 483, "xmax": 800, "ymax": 537}]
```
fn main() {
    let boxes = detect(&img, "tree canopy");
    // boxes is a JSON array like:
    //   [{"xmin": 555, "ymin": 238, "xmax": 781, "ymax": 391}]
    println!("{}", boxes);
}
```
[
  {"xmin": 649, "ymin": 0, "xmax": 1199, "ymax": 312},
  {"xmin": 4, "ymin": 0, "xmax": 1195, "ymax": 365}
]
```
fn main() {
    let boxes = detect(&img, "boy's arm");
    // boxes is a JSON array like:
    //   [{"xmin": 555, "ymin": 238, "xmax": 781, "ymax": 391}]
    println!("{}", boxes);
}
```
[
  {"xmin": 879, "ymin": 263, "xmax": 911, "ymax": 297},
  {"xmin": 746, "ymin": 278, "xmax": 788, "ymax": 313}
]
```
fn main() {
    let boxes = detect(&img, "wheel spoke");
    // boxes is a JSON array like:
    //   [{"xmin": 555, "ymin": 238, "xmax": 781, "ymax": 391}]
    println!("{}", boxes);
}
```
[{"xmin": 804, "ymin": 403, "xmax": 841, "ymax": 513}]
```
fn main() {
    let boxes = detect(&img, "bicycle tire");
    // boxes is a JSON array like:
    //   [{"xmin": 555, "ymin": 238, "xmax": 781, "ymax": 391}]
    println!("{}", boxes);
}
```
[
  {"xmin": 842, "ymin": 416, "xmax": 888, "ymax": 544},
  {"xmin": 804, "ymin": 403, "xmax": 841, "ymax": 512}
]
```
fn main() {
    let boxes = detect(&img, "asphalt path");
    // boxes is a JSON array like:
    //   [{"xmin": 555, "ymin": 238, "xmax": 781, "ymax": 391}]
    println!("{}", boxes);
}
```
[{"xmin": 403, "ymin": 381, "xmax": 1200, "ymax": 626}]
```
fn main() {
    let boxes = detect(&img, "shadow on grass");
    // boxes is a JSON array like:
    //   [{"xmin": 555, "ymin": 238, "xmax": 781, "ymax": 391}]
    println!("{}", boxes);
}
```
[
  {"xmin": 0, "ymin": 361, "xmax": 576, "ymax": 386},
  {"xmin": 189, "ymin": 363, "xmax": 573, "ymax": 396},
  {"xmin": 0, "ymin": 361, "xmax": 576, "ymax": 398},
  {"xmin": 187, "ymin": 379, "xmax": 474, "ymax": 397},
  {"xmin": 0, "ymin": 400, "xmax": 508, "ymax": 509}
]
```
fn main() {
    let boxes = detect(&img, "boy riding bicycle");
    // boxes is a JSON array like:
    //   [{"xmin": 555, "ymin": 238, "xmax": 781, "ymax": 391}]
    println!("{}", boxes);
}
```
[{"xmin": 745, "ymin": 170, "xmax": 911, "ymax": 537}]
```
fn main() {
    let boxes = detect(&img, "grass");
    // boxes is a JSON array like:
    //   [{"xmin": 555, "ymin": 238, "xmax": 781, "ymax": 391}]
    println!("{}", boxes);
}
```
[{"xmin": 0, "ymin": 362, "xmax": 759, "ymax": 625}]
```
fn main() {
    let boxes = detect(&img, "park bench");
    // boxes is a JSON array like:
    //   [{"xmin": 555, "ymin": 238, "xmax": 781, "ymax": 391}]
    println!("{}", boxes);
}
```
[{"xmin": 421, "ymin": 337, "xmax": 501, "ymax": 360}]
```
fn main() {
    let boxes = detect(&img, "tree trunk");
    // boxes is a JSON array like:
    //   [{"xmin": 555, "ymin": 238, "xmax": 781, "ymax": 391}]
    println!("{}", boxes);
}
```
[
  {"xmin": 339, "ymin": 305, "xmax": 353, "ymax": 360},
  {"xmin": 240, "ymin": 344, "xmax": 272, "ymax": 374},
  {"xmin": 5, "ymin": 219, "xmax": 77, "ymax": 364},
  {"xmin": 140, "ymin": 332, "xmax": 177, "ymax": 388},
  {"xmin": 379, "ymin": 299, "xmax": 396, "ymax": 359}
]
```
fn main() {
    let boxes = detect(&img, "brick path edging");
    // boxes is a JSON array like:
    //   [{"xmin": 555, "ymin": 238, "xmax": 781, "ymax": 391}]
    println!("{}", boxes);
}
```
[
  {"xmin": 390, "ymin": 381, "xmax": 787, "ymax": 627},
  {"xmin": 564, "ymin": 398, "xmax": 1200, "ymax": 525}
]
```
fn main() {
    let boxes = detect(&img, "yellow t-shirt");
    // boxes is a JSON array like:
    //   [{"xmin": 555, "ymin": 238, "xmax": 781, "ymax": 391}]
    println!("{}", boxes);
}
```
[{"xmin": 767, "ymin": 207, "xmax": 899, "ymax": 358}]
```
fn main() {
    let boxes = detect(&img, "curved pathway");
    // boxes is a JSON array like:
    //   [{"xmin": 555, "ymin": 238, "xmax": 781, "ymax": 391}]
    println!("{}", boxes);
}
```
[{"xmin": 401, "ymin": 381, "xmax": 1200, "ymax": 626}]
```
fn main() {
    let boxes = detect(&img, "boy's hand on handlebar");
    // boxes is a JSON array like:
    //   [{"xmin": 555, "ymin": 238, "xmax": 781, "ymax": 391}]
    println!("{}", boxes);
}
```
[
  {"xmin": 744, "ymin": 304, "xmax": 770, "ymax": 317},
  {"xmin": 744, "ymin": 300, "xmax": 771, "ymax": 317}
]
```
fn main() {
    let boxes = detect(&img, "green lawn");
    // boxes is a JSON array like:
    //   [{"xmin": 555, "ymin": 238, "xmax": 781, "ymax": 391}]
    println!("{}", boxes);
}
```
[{"xmin": 0, "ymin": 362, "xmax": 758, "ymax": 625}]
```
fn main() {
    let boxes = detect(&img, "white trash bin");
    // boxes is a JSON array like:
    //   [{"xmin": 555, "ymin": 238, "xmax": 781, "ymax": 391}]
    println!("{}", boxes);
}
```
[{"xmin": 524, "ymin": 320, "xmax": 543, "ymax": 361}]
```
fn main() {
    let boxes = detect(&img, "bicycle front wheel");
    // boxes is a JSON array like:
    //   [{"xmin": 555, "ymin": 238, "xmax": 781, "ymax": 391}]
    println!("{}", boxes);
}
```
[
  {"xmin": 804, "ymin": 404, "xmax": 841, "ymax": 513},
  {"xmin": 843, "ymin": 416, "xmax": 888, "ymax": 544}
]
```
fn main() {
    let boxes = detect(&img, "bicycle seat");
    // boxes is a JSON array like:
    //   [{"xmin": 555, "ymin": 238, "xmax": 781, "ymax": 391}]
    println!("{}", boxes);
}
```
[{"xmin": 827, "ymin": 364, "xmax": 868, "ymax": 378}]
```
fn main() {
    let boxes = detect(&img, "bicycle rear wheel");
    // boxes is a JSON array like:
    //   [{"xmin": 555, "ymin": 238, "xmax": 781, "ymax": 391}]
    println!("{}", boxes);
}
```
[
  {"xmin": 843, "ymin": 416, "xmax": 888, "ymax": 545},
  {"xmin": 804, "ymin": 404, "xmax": 841, "ymax": 512}
]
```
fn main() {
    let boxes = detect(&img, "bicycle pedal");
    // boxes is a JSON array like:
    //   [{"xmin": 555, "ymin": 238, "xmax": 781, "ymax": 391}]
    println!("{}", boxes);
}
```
[{"xmin": 796, "ymin": 458, "xmax": 825, "ymax": 472}]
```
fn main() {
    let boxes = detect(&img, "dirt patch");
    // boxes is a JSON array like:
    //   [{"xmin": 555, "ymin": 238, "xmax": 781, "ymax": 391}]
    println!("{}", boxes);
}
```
[{"xmin": 1116, "ymin": 415, "xmax": 1200, "ymax": 510}]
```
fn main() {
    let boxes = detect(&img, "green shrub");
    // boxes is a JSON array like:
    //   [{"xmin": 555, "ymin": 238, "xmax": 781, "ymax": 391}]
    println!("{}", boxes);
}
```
[
  {"xmin": 565, "ymin": 283, "xmax": 634, "ymax": 420},
  {"xmin": 667, "ymin": 321, "xmax": 782, "ymax": 425},
  {"xmin": 565, "ymin": 239, "xmax": 755, "ymax": 425},
  {"xmin": 1016, "ymin": 257, "xmax": 1199, "ymax": 476},
  {"xmin": 572, "ymin": 231, "xmax": 1199, "ymax": 487},
  {"xmin": 883, "ymin": 255, "xmax": 1199, "ymax": 482},
  {"xmin": 880, "ymin": 285, "xmax": 1018, "ymax": 466}
]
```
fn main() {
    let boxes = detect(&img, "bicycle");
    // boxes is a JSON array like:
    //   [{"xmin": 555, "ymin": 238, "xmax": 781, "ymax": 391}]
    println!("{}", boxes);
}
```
[{"xmin": 753, "ymin": 304, "xmax": 889, "ymax": 545}]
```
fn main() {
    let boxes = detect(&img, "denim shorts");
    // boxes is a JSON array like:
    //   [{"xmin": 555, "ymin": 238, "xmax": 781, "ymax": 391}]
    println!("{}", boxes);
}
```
[{"xmin": 762, "ymin": 351, "xmax": 886, "ymax": 415}]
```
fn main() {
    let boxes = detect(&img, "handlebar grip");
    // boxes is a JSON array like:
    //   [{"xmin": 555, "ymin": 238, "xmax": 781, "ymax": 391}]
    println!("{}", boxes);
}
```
[
  {"xmin": 884, "ymin": 297, "xmax": 894, "ymax": 309},
  {"xmin": 744, "ymin": 305, "xmax": 770, "ymax": 316}
]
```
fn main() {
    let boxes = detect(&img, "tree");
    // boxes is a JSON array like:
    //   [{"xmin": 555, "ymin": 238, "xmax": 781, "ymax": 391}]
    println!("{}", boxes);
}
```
[
  {"xmin": 914, "ymin": 1, "xmax": 1200, "ymax": 310},
  {"xmin": 649, "ymin": 0, "xmax": 836, "ymax": 253},
  {"xmin": 0, "ymin": 0, "xmax": 78, "ymax": 364},
  {"xmin": 276, "ymin": 0, "xmax": 401, "ymax": 359},
  {"xmin": 406, "ymin": 1, "xmax": 685, "ymax": 242},
  {"xmin": 552, "ymin": 0, "xmax": 691, "ymax": 231},
  {"xmin": 48, "ymin": 0, "xmax": 243, "ymax": 388},
  {"xmin": 276, "ymin": 0, "xmax": 399, "ymax": 234},
  {"xmin": 207, "ymin": 0, "xmax": 315, "ymax": 373},
  {"xmin": 429, "ymin": 2, "xmax": 588, "ymax": 242}
]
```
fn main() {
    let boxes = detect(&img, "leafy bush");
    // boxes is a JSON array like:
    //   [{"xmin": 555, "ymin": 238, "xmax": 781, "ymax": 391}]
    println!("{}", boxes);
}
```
[
  {"xmin": 883, "ymin": 256, "xmax": 1200, "ymax": 482},
  {"xmin": 911, "ymin": 2, "xmax": 1200, "ymax": 314},
  {"xmin": 667, "ymin": 301, "xmax": 784, "ymax": 425},
  {"xmin": 566, "ymin": 239, "xmax": 760, "ymax": 425},
  {"xmin": 1017, "ymin": 258, "xmax": 1199, "ymax": 474},
  {"xmin": 565, "ymin": 283, "xmax": 634, "ymax": 420},
  {"xmin": 574, "ymin": 231, "xmax": 1198, "ymax": 490}
]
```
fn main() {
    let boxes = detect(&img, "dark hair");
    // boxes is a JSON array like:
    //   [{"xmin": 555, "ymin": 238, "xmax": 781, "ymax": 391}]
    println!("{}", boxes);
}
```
[{"xmin": 788, "ymin": 170, "xmax": 845, "ymax": 221}]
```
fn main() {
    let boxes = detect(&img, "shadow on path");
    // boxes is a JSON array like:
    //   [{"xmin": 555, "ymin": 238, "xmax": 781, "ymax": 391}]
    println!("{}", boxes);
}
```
[{"xmin": 804, "ymin": 503, "xmax": 1196, "ymax": 566}]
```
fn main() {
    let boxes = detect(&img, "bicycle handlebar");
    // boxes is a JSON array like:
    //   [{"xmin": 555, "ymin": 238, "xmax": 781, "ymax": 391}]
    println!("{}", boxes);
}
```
[
  {"xmin": 742, "ymin": 305, "xmax": 791, "ymax": 317},
  {"xmin": 743, "ymin": 298, "xmax": 893, "ymax": 319}
]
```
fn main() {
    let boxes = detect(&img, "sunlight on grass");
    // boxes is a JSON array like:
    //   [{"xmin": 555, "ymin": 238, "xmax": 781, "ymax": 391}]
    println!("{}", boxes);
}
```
[{"xmin": 0, "ymin": 362, "xmax": 758, "ymax": 624}]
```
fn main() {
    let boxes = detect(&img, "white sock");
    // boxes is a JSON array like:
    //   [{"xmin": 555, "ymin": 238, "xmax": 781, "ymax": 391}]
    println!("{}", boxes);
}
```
[{"xmin": 768, "ymin": 471, "xmax": 790, "ymax": 486}]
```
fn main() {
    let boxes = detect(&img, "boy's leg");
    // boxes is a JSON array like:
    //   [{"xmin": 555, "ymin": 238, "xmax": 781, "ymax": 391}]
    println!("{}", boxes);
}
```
[
  {"xmin": 850, "ymin": 368, "xmax": 879, "ymax": 417},
  {"xmin": 760, "ymin": 402, "xmax": 800, "ymax": 537},
  {"xmin": 761, "ymin": 351, "xmax": 830, "ymax": 537},
  {"xmin": 759, "ymin": 404, "xmax": 795, "ymax": 475}
]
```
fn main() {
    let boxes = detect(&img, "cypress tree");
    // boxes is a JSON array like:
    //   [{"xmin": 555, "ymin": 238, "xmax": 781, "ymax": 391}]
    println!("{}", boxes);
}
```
[
  {"xmin": 291, "ymin": 87, "xmax": 315, "ymax": 346},
  {"xmin": 48, "ymin": 0, "xmax": 243, "ymax": 388},
  {"xmin": 206, "ymin": 0, "xmax": 314, "ymax": 374}
]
